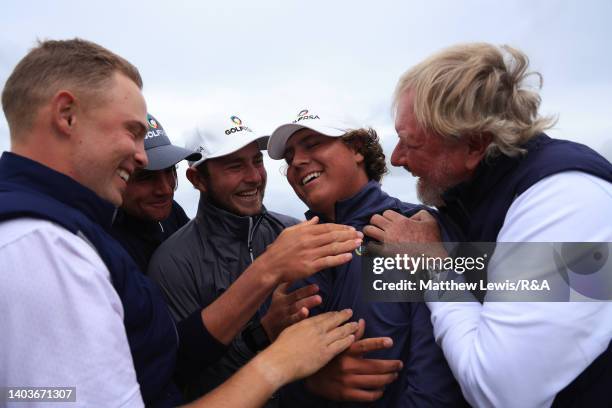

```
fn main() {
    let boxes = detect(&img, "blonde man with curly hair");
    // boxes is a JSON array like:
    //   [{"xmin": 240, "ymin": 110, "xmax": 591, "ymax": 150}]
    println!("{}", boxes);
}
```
[{"xmin": 365, "ymin": 43, "xmax": 612, "ymax": 407}]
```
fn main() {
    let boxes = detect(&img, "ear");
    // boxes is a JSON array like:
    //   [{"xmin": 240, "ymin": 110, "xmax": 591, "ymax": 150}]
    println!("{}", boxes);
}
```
[
  {"xmin": 464, "ymin": 133, "xmax": 492, "ymax": 171},
  {"xmin": 51, "ymin": 90, "xmax": 78, "ymax": 136},
  {"xmin": 353, "ymin": 150, "xmax": 365, "ymax": 165},
  {"xmin": 186, "ymin": 167, "xmax": 207, "ymax": 193}
]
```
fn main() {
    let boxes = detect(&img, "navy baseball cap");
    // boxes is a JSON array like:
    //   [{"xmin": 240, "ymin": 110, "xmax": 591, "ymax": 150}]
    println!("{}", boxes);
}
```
[{"xmin": 144, "ymin": 113, "xmax": 202, "ymax": 170}]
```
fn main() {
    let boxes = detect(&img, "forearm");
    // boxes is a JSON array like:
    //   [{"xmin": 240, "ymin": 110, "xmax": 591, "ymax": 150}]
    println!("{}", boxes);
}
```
[
  {"xmin": 202, "ymin": 256, "xmax": 279, "ymax": 344},
  {"xmin": 428, "ymin": 300, "xmax": 612, "ymax": 407},
  {"xmin": 183, "ymin": 349, "xmax": 285, "ymax": 408}
]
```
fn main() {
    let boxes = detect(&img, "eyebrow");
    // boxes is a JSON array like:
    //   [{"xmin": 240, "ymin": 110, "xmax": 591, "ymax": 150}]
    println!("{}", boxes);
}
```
[{"xmin": 127, "ymin": 121, "xmax": 147, "ymax": 139}]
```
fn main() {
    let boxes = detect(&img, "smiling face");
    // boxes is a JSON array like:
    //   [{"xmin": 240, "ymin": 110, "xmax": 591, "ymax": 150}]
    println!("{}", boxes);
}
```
[
  {"xmin": 122, "ymin": 166, "xmax": 177, "ymax": 221},
  {"xmin": 391, "ymin": 90, "xmax": 472, "ymax": 206},
  {"xmin": 71, "ymin": 72, "xmax": 148, "ymax": 206},
  {"xmin": 192, "ymin": 142, "xmax": 267, "ymax": 216},
  {"xmin": 284, "ymin": 129, "xmax": 369, "ymax": 220}
]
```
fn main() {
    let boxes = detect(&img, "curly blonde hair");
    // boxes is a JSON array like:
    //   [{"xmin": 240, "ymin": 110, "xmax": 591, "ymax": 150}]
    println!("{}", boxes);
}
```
[{"xmin": 394, "ymin": 43, "xmax": 556, "ymax": 158}]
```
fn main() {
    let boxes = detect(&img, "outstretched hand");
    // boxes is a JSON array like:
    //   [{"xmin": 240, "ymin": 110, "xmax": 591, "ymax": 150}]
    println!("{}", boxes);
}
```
[
  {"xmin": 255, "ymin": 309, "xmax": 360, "ymax": 388},
  {"xmin": 305, "ymin": 319, "xmax": 403, "ymax": 402},
  {"xmin": 258, "ymin": 216, "xmax": 363, "ymax": 283},
  {"xmin": 261, "ymin": 282, "xmax": 322, "ymax": 341}
]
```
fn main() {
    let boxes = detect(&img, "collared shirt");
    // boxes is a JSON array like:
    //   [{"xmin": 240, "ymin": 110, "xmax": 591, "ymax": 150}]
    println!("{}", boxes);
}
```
[
  {"xmin": 0, "ymin": 217, "xmax": 144, "ymax": 407},
  {"xmin": 0, "ymin": 152, "xmax": 181, "ymax": 407}
]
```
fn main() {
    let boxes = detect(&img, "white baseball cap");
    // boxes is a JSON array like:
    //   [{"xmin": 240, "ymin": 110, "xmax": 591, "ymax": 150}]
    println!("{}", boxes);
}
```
[
  {"xmin": 267, "ymin": 108, "xmax": 354, "ymax": 160},
  {"xmin": 187, "ymin": 114, "xmax": 269, "ymax": 168}
]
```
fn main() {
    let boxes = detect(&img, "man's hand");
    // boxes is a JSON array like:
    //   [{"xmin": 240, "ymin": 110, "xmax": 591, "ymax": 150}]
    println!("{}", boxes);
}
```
[
  {"xmin": 253, "ymin": 309, "xmax": 359, "ymax": 389},
  {"xmin": 304, "ymin": 319, "xmax": 403, "ymax": 402},
  {"xmin": 257, "ymin": 217, "xmax": 363, "ymax": 284},
  {"xmin": 261, "ymin": 282, "xmax": 322, "ymax": 341},
  {"xmin": 364, "ymin": 209, "xmax": 442, "ymax": 243}
]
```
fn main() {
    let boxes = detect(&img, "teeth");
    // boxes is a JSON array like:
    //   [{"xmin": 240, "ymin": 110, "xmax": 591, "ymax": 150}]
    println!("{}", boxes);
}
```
[
  {"xmin": 237, "ymin": 189, "xmax": 258, "ymax": 197},
  {"xmin": 117, "ymin": 169, "xmax": 129, "ymax": 182},
  {"xmin": 301, "ymin": 172, "xmax": 321, "ymax": 185}
]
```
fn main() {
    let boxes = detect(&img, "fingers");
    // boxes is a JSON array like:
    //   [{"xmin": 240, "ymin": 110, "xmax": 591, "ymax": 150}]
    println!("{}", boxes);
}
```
[
  {"xmin": 326, "ymin": 333, "xmax": 356, "ymax": 357},
  {"xmin": 288, "ymin": 284, "xmax": 319, "ymax": 302},
  {"xmin": 312, "ymin": 238, "xmax": 361, "ymax": 261},
  {"xmin": 370, "ymin": 213, "xmax": 393, "ymax": 229},
  {"xmin": 382, "ymin": 209, "xmax": 405, "ymax": 222},
  {"xmin": 336, "ymin": 387, "xmax": 384, "ymax": 403},
  {"xmin": 409, "ymin": 209, "xmax": 433, "ymax": 221},
  {"xmin": 286, "ymin": 307, "xmax": 310, "ymax": 326},
  {"xmin": 363, "ymin": 225, "xmax": 384, "ymax": 241},
  {"xmin": 291, "ymin": 294, "xmax": 322, "ymax": 315},
  {"xmin": 349, "ymin": 357, "xmax": 403, "ymax": 375},
  {"xmin": 291, "ymin": 216, "xmax": 319, "ymax": 229},
  {"xmin": 345, "ymin": 372, "xmax": 399, "ymax": 389},
  {"xmin": 349, "ymin": 337, "xmax": 394, "ymax": 356},
  {"xmin": 354, "ymin": 318, "xmax": 366, "ymax": 341},
  {"xmin": 307, "ymin": 228, "xmax": 363, "ymax": 248},
  {"xmin": 310, "ymin": 309, "xmax": 354, "ymax": 332},
  {"xmin": 300, "ymin": 222, "xmax": 357, "ymax": 237},
  {"xmin": 311, "ymin": 252, "xmax": 353, "ymax": 271},
  {"xmin": 275, "ymin": 281, "xmax": 291, "ymax": 295},
  {"xmin": 306, "ymin": 216, "xmax": 319, "ymax": 225}
]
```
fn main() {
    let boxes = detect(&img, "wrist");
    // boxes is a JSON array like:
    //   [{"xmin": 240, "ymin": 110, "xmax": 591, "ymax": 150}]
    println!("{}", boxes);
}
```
[
  {"xmin": 251, "ymin": 347, "xmax": 292, "ymax": 391},
  {"xmin": 250, "ymin": 252, "xmax": 283, "ymax": 288}
]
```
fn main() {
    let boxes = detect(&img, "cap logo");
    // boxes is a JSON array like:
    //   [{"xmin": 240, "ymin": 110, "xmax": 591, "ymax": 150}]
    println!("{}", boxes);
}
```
[
  {"xmin": 148, "ymin": 117, "xmax": 159, "ymax": 129},
  {"xmin": 293, "ymin": 108, "xmax": 320, "ymax": 124},
  {"xmin": 196, "ymin": 145, "xmax": 209, "ymax": 156},
  {"xmin": 225, "ymin": 115, "xmax": 252, "ymax": 136}
]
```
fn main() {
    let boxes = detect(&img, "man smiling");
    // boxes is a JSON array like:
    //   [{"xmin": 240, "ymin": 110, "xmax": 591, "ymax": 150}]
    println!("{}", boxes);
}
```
[
  {"xmin": 148, "ymin": 115, "xmax": 323, "ymax": 403},
  {"xmin": 267, "ymin": 109, "xmax": 464, "ymax": 407},
  {"xmin": 112, "ymin": 113, "xmax": 201, "ymax": 272},
  {"xmin": 0, "ymin": 40, "xmax": 363, "ymax": 408}
]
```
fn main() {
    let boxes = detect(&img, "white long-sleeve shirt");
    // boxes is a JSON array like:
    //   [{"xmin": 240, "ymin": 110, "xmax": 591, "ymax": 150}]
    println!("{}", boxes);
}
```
[
  {"xmin": 0, "ymin": 218, "xmax": 144, "ymax": 407},
  {"xmin": 428, "ymin": 171, "xmax": 612, "ymax": 407}
]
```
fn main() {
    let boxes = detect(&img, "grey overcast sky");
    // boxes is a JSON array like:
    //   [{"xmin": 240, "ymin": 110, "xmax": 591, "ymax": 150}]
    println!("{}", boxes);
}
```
[{"xmin": 2, "ymin": 0, "xmax": 611, "ymax": 218}]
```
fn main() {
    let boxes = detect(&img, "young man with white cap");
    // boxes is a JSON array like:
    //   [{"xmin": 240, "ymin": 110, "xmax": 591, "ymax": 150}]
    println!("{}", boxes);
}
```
[
  {"xmin": 148, "ymin": 115, "xmax": 331, "ymax": 403},
  {"xmin": 267, "ymin": 109, "xmax": 465, "ymax": 407},
  {"xmin": 111, "ymin": 113, "xmax": 201, "ymax": 272}
]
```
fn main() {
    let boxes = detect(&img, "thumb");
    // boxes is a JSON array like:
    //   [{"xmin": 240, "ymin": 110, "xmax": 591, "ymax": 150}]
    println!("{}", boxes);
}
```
[
  {"xmin": 410, "ymin": 210, "xmax": 432, "ymax": 222},
  {"xmin": 304, "ymin": 216, "xmax": 319, "ymax": 225},
  {"xmin": 276, "ymin": 281, "xmax": 291, "ymax": 295},
  {"xmin": 355, "ymin": 318, "xmax": 366, "ymax": 341}
]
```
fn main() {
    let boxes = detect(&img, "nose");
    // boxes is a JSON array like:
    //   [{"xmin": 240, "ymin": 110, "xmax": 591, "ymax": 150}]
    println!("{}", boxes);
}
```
[
  {"xmin": 292, "ymin": 146, "xmax": 310, "ymax": 167},
  {"xmin": 243, "ymin": 163, "xmax": 263, "ymax": 185},
  {"xmin": 390, "ymin": 142, "xmax": 405, "ymax": 167},
  {"xmin": 153, "ymin": 170, "xmax": 175, "ymax": 195},
  {"xmin": 135, "ymin": 138, "xmax": 148, "ymax": 169}
]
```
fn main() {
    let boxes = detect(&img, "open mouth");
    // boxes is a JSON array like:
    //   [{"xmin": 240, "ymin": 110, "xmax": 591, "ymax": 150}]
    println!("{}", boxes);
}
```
[
  {"xmin": 148, "ymin": 199, "xmax": 172, "ymax": 208},
  {"xmin": 301, "ymin": 171, "xmax": 321, "ymax": 186},
  {"xmin": 117, "ymin": 168, "xmax": 130, "ymax": 182},
  {"xmin": 236, "ymin": 189, "xmax": 259, "ymax": 199}
]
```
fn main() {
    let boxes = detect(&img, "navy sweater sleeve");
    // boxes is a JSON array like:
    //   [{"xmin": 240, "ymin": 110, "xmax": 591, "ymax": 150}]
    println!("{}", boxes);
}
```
[{"xmin": 174, "ymin": 308, "xmax": 228, "ymax": 385}]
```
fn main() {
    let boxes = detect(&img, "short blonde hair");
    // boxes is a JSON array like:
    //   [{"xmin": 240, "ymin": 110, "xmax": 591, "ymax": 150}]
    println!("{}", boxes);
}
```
[
  {"xmin": 394, "ymin": 43, "xmax": 555, "ymax": 158},
  {"xmin": 2, "ymin": 38, "xmax": 142, "ymax": 137}
]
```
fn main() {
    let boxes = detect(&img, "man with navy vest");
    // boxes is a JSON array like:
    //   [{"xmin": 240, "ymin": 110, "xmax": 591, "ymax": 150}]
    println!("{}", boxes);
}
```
[
  {"xmin": 365, "ymin": 43, "xmax": 612, "ymax": 407},
  {"xmin": 0, "ymin": 38, "xmax": 363, "ymax": 407},
  {"xmin": 111, "ymin": 113, "xmax": 200, "ymax": 272}
]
